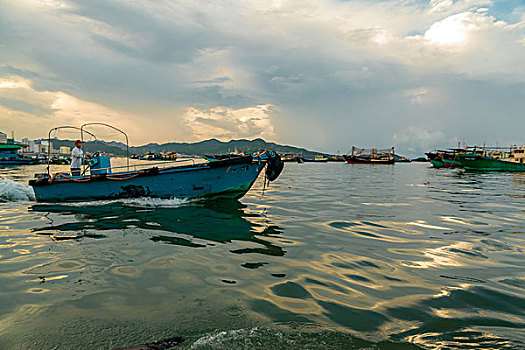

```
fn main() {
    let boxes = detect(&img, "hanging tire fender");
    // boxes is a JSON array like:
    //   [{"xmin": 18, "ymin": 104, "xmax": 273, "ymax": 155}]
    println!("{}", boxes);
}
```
[{"xmin": 265, "ymin": 152, "xmax": 284, "ymax": 181}]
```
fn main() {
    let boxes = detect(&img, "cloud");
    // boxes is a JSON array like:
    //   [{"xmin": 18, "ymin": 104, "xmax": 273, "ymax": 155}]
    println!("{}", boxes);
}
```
[
  {"xmin": 404, "ymin": 87, "xmax": 431, "ymax": 104},
  {"xmin": 0, "ymin": 74, "xmax": 142, "ymax": 141},
  {"xmin": 393, "ymin": 127, "xmax": 449, "ymax": 155},
  {"xmin": 182, "ymin": 105, "xmax": 276, "ymax": 142},
  {"xmin": 423, "ymin": 12, "xmax": 482, "ymax": 45},
  {"xmin": 0, "ymin": 0, "xmax": 523, "ymax": 154}
]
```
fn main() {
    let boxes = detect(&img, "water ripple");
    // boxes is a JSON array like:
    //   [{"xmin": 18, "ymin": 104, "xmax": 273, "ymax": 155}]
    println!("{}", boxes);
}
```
[{"xmin": 0, "ymin": 163, "xmax": 524, "ymax": 349}]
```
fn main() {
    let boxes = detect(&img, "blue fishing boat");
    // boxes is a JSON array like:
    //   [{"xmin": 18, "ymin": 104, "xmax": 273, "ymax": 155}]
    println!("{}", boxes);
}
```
[
  {"xmin": 29, "ymin": 124, "xmax": 284, "ymax": 202},
  {"xmin": 0, "ymin": 144, "xmax": 38, "ymax": 165}
]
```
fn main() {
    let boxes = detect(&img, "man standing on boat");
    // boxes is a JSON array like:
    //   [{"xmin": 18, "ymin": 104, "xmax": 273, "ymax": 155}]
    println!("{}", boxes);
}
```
[{"xmin": 70, "ymin": 140, "xmax": 83, "ymax": 176}]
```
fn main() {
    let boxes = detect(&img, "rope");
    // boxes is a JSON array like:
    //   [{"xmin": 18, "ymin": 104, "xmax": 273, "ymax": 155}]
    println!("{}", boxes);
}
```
[
  {"xmin": 106, "ymin": 174, "xmax": 140, "ymax": 181},
  {"xmin": 51, "ymin": 173, "xmax": 91, "ymax": 183},
  {"xmin": 262, "ymin": 173, "xmax": 267, "ymax": 196},
  {"xmin": 50, "ymin": 171, "xmax": 139, "ymax": 183}
]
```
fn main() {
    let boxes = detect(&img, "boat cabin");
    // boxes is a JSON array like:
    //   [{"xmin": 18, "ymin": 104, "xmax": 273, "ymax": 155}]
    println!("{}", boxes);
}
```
[
  {"xmin": 0, "ymin": 144, "xmax": 25, "ymax": 160},
  {"xmin": 510, "ymin": 147, "xmax": 525, "ymax": 163}
]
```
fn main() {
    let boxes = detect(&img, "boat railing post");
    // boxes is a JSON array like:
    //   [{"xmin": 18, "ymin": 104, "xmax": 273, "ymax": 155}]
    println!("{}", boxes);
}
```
[
  {"xmin": 125, "ymin": 133, "xmax": 129, "ymax": 172},
  {"xmin": 81, "ymin": 127, "xmax": 85, "ymax": 176},
  {"xmin": 47, "ymin": 129, "xmax": 52, "ymax": 177}
]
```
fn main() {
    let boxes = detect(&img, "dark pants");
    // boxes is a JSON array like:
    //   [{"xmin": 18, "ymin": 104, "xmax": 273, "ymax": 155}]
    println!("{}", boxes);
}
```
[{"xmin": 71, "ymin": 168, "xmax": 81, "ymax": 176}]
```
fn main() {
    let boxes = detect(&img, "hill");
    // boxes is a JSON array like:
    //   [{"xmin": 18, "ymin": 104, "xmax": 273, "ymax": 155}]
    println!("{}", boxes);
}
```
[{"xmin": 49, "ymin": 138, "xmax": 327, "ymax": 158}]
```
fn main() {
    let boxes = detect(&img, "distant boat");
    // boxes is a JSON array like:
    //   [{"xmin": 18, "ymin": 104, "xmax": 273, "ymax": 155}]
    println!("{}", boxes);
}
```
[
  {"xmin": 427, "ymin": 147, "xmax": 508, "ymax": 169},
  {"xmin": 442, "ymin": 151, "xmax": 463, "ymax": 168},
  {"xmin": 427, "ymin": 149, "xmax": 464, "ymax": 168},
  {"xmin": 280, "ymin": 153, "xmax": 304, "ymax": 163},
  {"xmin": 394, "ymin": 155, "xmax": 411, "ymax": 163},
  {"xmin": 425, "ymin": 151, "xmax": 445, "ymax": 168},
  {"xmin": 458, "ymin": 146, "xmax": 525, "ymax": 171},
  {"xmin": 302, "ymin": 155, "xmax": 329, "ymax": 163},
  {"xmin": 30, "ymin": 123, "xmax": 284, "ymax": 202},
  {"xmin": 49, "ymin": 156, "xmax": 70, "ymax": 165},
  {"xmin": 204, "ymin": 153, "xmax": 247, "ymax": 161},
  {"xmin": 344, "ymin": 147, "xmax": 395, "ymax": 164},
  {"xmin": 327, "ymin": 155, "xmax": 345, "ymax": 162},
  {"xmin": 0, "ymin": 144, "xmax": 38, "ymax": 165}
]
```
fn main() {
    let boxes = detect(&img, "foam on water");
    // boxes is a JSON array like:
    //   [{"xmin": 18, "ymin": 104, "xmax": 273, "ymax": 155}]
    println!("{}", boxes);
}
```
[
  {"xmin": 188, "ymin": 327, "xmax": 421, "ymax": 349},
  {"xmin": 0, "ymin": 178, "xmax": 35, "ymax": 202},
  {"xmin": 53, "ymin": 196, "xmax": 191, "ymax": 208}
]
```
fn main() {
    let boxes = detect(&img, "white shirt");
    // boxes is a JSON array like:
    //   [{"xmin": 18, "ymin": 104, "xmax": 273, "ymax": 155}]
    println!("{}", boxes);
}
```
[{"xmin": 71, "ymin": 147, "xmax": 84, "ymax": 169}]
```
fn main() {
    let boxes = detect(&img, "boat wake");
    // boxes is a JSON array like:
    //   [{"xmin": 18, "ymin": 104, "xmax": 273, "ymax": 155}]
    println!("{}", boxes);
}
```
[
  {"xmin": 0, "ymin": 178, "xmax": 35, "ymax": 202},
  {"xmin": 188, "ymin": 327, "xmax": 421, "ymax": 349},
  {"xmin": 40, "ymin": 196, "xmax": 191, "ymax": 208}
]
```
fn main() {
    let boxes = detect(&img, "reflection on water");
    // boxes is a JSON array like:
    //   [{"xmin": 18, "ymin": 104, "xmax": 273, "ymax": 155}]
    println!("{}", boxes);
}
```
[
  {"xmin": 30, "ymin": 201, "xmax": 285, "ymax": 257},
  {"xmin": 1, "ymin": 163, "xmax": 525, "ymax": 349}
]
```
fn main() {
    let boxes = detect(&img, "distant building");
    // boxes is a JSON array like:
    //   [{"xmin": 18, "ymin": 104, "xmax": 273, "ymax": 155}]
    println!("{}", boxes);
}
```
[
  {"xmin": 0, "ymin": 132, "xmax": 6, "ymax": 144},
  {"xmin": 27, "ymin": 140, "xmax": 37, "ymax": 153},
  {"xmin": 33, "ymin": 140, "xmax": 56, "ymax": 154},
  {"xmin": 59, "ymin": 146, "xmax": 70, "ymax": 154},
  {"xmin": 21, "ymin": 138, "xmax": 29, "ymax": 145}
]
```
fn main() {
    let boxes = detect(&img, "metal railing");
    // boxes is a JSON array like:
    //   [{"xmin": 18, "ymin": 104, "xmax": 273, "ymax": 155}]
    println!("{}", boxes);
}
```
[
  {"xmin": 81, "ymin": 123, "xmax": 129, "ymax": 172},
  {"xmin": 75, "ymin": 157, "xmax": 202, "ymax": 176},
  {"xmin": 47, "ymin": 126, "xmax": 96, "ymax": 177}
]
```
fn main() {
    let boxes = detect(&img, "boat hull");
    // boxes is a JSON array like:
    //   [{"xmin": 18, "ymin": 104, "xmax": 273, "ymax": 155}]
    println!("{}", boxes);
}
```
[
  {"xmin": 31, "ymin": 160, "xmax": 268, "ymax": 202},
  {"xmin": 344, "ymin": 157, "xmax": 394, "ymax": 164},
  {"xmin": 458, "ymin": 155, "xmax": 525, "ymax": 172},
  {"xmin": 429, "ymin": 159, "xmax": 444, "ymax": 168},
  {"xmin": 442, "ymin": 159, "xmax": 462, "ymax": 168},
  {"xmin": 302, "ymin": 159, "xmax": 328, "ymax": 163},
  {"xmin": 0, "ymin": 159, "xmax": 37, "ymax": 165}
]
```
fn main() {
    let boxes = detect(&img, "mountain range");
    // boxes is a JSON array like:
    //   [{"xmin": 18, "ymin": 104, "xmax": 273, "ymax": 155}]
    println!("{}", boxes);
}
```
[{"xmin": 49, "ymin": 138, "xmax": 330, "ymax": 158}]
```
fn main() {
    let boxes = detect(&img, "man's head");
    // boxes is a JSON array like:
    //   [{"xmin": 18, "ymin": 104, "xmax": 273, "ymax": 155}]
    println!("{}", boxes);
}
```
[{"xmin": 75, "ymin": 140, "xmax": 82, "ymax": 148}]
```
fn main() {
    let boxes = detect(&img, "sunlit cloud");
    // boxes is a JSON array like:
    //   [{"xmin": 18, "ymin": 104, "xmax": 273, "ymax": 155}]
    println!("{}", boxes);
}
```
[
  {"xmin": 0, "ymin": 75, "xmax": 142, "ymax": 141},
  {"xmin": 424, "ymin": 12, "xmax": 481, "ymax": 45},
  {"xmin": 182, "ymin": 105, "xmax": 276, "ymax": 142}
]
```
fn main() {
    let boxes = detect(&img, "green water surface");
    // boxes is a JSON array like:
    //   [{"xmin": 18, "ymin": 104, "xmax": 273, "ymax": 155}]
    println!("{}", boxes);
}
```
[{"xmin": 0, "ymin": 162, "xmax": 524, "ymax": 349}]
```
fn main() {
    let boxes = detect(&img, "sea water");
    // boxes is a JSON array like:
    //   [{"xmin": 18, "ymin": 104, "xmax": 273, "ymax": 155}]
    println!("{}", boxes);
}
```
[{"xmin": 0, "ymin": 162, "xmax": 524, "ymax": 349}]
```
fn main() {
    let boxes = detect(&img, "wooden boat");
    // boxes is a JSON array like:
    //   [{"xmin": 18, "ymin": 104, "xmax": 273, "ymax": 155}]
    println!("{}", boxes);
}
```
[
  {"xmin": 441, "ymin": 150, "xmax": 463, "ymax": 168},
  {"xmin": 344, "ymin": 147, "xmax": 395, "ymax": 164},
  {"xmin": 29, "ymin": 124, "xmax": 284, "ymax": 202},
  {"xmin": 425, "ymin": 148, "xmax": 462, "ymax": 168},
  {"xmin": 204, "ymin": 153, "xmax": 246, "ymax": 161},
  {"xmin": 302, "ymin": 155, "xmax": 329, "ymax": 163},
  {"xmin": 458, "ymin": 146, "xmax": 525, "ymax": 171},
  {"xmin": 0, "ymin": 144, "xmax": 38, "ymax": 165},
  {"xmin": 425, "ymin": 151, "xmax": 444, "ymax": 168},
  {"xmin": 327, "ymin": 155, "xmax": 345, "ymax": 162},
  {"xmin": 281, "ymin": 153, "xmax": 304, "ymax": 163}
]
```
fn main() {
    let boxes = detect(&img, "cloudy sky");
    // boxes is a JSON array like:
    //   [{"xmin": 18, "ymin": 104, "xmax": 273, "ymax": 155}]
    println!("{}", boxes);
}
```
[{"xmin": 1, "ymin": 0, "xmax": 524, "ymax": 156}]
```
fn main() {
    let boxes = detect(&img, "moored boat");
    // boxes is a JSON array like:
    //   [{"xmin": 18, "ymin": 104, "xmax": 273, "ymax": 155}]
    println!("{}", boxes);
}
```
[
  {"xmin": 0, "ymin": 144, "xmax": 38, "ymax": 165},
  {"xmin": 327, "ymin": 155, "xmax": 345, "ymax": 162},
  {"xmin": 281, "ymin": 153, "xmax": 304, "ymax": 163},
  {"xmin": 29, "ymin": 124, "xmax": 284, "ymax": 202},
  {"xmin": 458, "ymin": 146, "xmax": 525, "ymax": 171},
  {"xmin": 302, "ymin": 155, "xmax": 329, "ymax": 163},
  {"xmin": 441, "ymin": 150, "xmax": 463, "ymax": 168},
  {"xmin": 425, "ymin": 152, "xmax": 444, "ymax": 168},
  {"xmin": 344, "ymin": 147, "xmax": 395, "ymax": 164}
]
